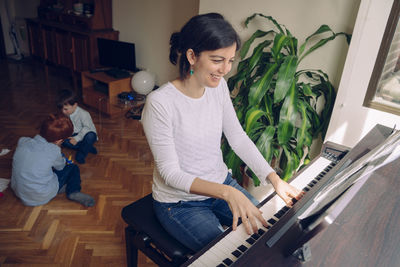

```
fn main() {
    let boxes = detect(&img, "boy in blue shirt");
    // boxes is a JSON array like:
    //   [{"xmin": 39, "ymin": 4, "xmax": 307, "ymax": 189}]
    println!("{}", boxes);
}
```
[
  {"xmin": 11, "ymin": 113, "xmax": 95, "ymax": 207},
  {"xmin": 57, "ymin": 89, "xmax": 98, "ymax": 164}
]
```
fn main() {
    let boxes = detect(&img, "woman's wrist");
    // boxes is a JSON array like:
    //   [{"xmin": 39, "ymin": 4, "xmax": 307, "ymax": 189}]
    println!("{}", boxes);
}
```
[{"xmin": 267, "ymin": 172, "xmax": 281, "ymax": 187}]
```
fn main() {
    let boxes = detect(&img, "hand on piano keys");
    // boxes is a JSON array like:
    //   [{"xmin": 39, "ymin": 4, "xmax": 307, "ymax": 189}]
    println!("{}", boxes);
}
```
[
  {"xmin": 267, "ymin": 172, "xmax": 305, "ymax": 207},
  {"xmin": 227, "ymin": 172, "xmax": 304, "ymax": 236},
  {"xmin": 186, "ymin": 156, "xmax": 335, "ymax": 267}
]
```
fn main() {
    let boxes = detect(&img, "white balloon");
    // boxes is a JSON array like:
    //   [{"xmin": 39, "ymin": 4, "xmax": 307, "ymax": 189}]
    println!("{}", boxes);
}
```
[{"xmin": 131, "ymin": 70, "xmax": 155, "ymax": 95}]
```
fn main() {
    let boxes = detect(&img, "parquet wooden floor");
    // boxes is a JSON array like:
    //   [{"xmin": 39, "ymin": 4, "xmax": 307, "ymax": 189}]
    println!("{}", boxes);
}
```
[{"xmin": 0, "ymin": 59, "xmax": 157, "ymax": 267}]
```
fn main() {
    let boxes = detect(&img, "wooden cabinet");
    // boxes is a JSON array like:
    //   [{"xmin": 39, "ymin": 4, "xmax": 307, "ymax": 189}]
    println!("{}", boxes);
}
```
[
  {"xmin": 26, "ymin": 0, "xmax": 118, "ymax": 72},
  {"xmin": 81, "ymin": 71, "xmax": 132, "ymax": 115},
  {"xmin": 72, "ymin": 33, "xmax": 90, "ymax": 72},
  {"xmin": 42, "ymin": 25, "xmax": 57, "ymax": 64},
  {"xmin": 27, "ymin": 20, "xmax": 45, "ymax": 59}
]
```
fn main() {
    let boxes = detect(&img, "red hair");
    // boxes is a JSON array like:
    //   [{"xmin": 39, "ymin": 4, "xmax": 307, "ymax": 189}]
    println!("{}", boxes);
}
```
[{"xmin": 39, "ymin": 113, "xmax": 73, "ymax": 143}]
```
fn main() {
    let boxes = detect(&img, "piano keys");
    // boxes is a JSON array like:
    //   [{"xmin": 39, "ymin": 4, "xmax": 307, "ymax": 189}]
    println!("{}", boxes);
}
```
[{"xmin": 183, "ymin": 144, "xmax": 347, "ymax": 267}]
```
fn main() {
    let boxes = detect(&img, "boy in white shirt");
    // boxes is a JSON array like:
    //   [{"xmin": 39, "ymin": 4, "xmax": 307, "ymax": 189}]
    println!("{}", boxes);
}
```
[{"xmin": 57, "ymin": 89, "xmax": 98, "ymax": 164}]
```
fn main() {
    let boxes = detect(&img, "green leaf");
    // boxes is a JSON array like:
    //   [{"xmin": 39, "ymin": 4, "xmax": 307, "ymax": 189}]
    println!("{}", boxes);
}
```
[
  {"xmin": 280, "ymin": 145, "xmax": 300, "ymax": 181},
  {"xmin": 249, "ymin": 63, "xmax": 278, "ymax": 106},
  {"xmin": 245, "ymin": 107, "xmax": 266, "ymax": 134},
  {"xmin": 264, "ymin": 93, "xmax": 274, "ymax": 125},
  {"xmin": 248, "ymin": 40, "xmax": 273, "ymax": 72},
  {"xmin": 240, "ymin": 30, "xmax": 273, "ymax": 59},
  {"xmin": 274, "ymin": 55, "xmax": 298, "ymax": 103},
  {"xmin": 277, "ymin": 81, "xmax": 297, "ymax": 144},
  {"xmin": 271, "ymin": 33, "xmax": 289, "ymax": 61},
  {"xmin": 224, "ymin": 149, "xmax": 243, "ymax": 183},
  {"xmin": 300, "ymin": 83, "xmax": 316, "ymax": 98},
  {"xmin": 299, "ymin": 31, "xmax": 349, "ymax": 63},
  {"xmin": 245, "ymin": 13, "xmax": 285, "ymax": 34},
  {"xmin": 299, "ymin": 24, "xmax": 333, "ymax": 56},
  {"xmin": 255, "ymin": 126, "xmax": 276, "ymax": 162},
  {"xmin": 295, "ymin": 100, "xmax": 311, "ymax": 152}
]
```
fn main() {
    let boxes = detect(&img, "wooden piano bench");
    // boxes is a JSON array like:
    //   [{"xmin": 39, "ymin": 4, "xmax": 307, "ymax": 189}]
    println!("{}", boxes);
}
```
[{"xmin": 121, "ymin": 194, "xmax": 193, "ymax": 267}]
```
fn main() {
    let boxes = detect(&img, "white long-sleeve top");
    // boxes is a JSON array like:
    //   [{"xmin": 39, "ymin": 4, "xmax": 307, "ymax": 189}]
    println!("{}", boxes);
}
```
[
  {"xmin": 69, "ymin": 106, "xmax": 97, "ymax": 142},
  {"xmin": 141, "ymin": 78, "xmax": 274, "ymax": 203}
]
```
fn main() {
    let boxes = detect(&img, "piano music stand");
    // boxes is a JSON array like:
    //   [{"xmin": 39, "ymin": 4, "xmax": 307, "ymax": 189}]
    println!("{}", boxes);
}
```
[{"xmin": 121, "ymin": 194, "xmax": 193, "ymax": 267}]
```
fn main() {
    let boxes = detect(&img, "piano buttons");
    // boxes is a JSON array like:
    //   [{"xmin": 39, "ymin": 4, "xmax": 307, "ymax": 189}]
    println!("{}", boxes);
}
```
[
  {"xmin": 258, "ymin": 228, "xmax": 265, "ymax": 235},
  {"xmin": 217, "ymin": 264, "xmax": 226, "ymax": 267},
  {"xmin": 267, "ymin": 218, "xmax": 277, "ymax": 225}
]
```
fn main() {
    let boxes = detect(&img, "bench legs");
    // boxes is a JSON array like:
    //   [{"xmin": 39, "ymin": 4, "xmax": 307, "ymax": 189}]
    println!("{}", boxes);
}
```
[
  {"xmin": 125, "ymin": 226, "xmax": 139, "ymax": 267},
  {"xmin": 125, "ymin": 226, "xmax": 178, "ymax": 267}
]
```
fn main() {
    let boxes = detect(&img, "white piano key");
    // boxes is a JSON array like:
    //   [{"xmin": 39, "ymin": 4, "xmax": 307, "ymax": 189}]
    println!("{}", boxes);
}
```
[
  {"xmin": 290, "ymin": 157, "xmax": 331, "ymax": 189},
  {"xmin": 213, "ymin": 242, "xmax": 237, "ymax": 262},
  {"xmin": 192, "ymin": 248, "xmax": 222, "ymax": 267}
]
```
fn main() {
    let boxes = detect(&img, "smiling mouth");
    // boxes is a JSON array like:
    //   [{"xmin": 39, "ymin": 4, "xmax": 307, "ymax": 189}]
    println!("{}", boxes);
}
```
[{"xmin": 211, "ymin": 74, "xmax": 221, "ymax": 79}]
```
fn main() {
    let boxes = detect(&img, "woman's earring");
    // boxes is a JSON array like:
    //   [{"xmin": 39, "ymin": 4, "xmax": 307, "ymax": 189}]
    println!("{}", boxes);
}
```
[{"xmin": 190, "ymin": 69, "xmax": 194, "ymax": 75}]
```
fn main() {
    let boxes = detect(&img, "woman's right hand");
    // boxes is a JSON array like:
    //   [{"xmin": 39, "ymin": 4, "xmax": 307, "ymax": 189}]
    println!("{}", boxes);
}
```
[
  {"xmin": 222, "ymin": 186, "xmax": 269, "ymax": 234},
  {"xmin": 190, "ymin": 178, "xmax": 268, "ymax": 234}
]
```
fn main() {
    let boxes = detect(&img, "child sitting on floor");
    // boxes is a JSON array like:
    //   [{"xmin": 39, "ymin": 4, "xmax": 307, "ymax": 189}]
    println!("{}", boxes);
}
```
[
  {"xmin": 57, "ymin": 89, "xmax": 98, "ymax": 164},
  {"xmin": 11, "ymin": 113, "xmax": 95, "ymax": 207}
]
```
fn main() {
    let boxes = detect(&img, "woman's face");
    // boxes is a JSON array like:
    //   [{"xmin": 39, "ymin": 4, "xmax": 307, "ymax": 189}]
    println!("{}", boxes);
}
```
[{"xmin": 191, "ymin": 43, "xmax": 236, "ymax": 88}]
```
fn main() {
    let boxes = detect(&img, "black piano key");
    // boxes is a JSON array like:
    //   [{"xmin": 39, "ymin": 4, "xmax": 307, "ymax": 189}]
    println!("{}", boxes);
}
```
[
  {"xmin": 274, "ymin": 209, "xmax": 285, "ymax": 218},
  {"xmin": 251, "ymin": 233, "xmax": 260, "ymax": 240},
  {"xmin": 303, "ymin": 187, "xmax": 310, "ymax": 191},
  {"xmin": 308, "ymin": 182, "xmax": 314, "ymax": 187},
  {"xmin": 282, "ymin": 206, "xmax": 290, "ymax": 212},
  {"xmin": 223, "ymin": 258, "xmax": 233, "ymax": 266},
  {"xmin": 291, "ymin": 198, "xmax": 298, "ymax": 204},
  {"xmin": 217, "ymin": 264, "xmax": 226, "ymax": 267},
  {"xmin": 246, "ymin": 237, "xmax": 255, "ymax": 245},
  {"xmin": 268, "ymin": 218, "xmax": 277, "ymax": 225},
  {"xmin": 238, "ymin": 245, "xmax": 247, "ymax": 252},
  {"xmin": 258, "ymin": 228, "xmax": 265, "ymax": 235},
  {"xmin": 312, "ymin": 180, "xmax": 318, "ymax": 184},
  {"xmin": 232, "ymin": 250, "xmax": 242, "ymax": 258}
]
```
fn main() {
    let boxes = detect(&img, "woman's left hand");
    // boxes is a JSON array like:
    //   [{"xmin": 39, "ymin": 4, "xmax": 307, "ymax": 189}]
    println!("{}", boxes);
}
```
[{"xmin": 267, "ymin": 172, "xmax": 304, "ymax": 206}]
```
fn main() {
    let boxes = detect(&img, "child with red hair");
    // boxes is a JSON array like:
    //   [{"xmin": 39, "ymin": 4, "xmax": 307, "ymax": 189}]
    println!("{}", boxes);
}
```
[{"xmin": 11, "ymin": 113, "xmax": 95, "ymax": 207}]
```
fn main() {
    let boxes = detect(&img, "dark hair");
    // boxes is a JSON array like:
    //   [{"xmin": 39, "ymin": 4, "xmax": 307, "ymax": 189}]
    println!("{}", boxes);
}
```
[
  {"xmin": 169, "ymin": 13, "xmax": 241, "ymax": 79},
  {"xmin": 40, "ymin": 113, "xmax": 73, "ymax": 143},
  {"xmin": 56, "ymin": 89, "xmax": 78, "ymax": 109}
]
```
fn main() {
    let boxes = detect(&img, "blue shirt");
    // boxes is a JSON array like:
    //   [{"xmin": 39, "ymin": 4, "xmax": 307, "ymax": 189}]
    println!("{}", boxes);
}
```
[{"xmin": 11, "ymin": 135, "xmax": 65, "ymax": 206}]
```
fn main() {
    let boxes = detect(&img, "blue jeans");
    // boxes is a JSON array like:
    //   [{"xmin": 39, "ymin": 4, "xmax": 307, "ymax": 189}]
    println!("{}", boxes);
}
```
[
  {"xmin": 54, "ymin": 163, "xmax": 81, "ymax": 195},
  {"xmin": 153, "ymin": 173, "xmax": 258, "ymax": 252},
  {"xmin": 62, "ymin": 131, "xmax": 97, "ymax": 161}
]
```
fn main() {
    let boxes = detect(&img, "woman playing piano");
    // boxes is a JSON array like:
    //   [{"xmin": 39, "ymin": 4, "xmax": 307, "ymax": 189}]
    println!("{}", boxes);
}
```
[{"xmin": 141, "ymin": 12, "xmax": 303, "ymax": 252}]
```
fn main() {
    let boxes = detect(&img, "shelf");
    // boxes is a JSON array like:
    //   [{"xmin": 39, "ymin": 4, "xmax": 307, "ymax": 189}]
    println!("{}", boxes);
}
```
[{"xmin": 81, "ymin": 71, "xmax": 133, "ymax": 115}]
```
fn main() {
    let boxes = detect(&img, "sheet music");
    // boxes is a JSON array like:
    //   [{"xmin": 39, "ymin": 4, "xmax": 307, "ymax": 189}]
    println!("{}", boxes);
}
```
[{"xmin": 299, "ymin": 129, "xmax": 400, "ymax": 220}]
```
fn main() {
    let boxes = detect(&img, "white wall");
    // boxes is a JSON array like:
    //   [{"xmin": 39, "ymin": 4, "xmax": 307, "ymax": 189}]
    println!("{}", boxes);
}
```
[
  {"xmin": 199, "ymin": 0, "xmax": 360, "ymax": 90},
  {"xmin": 112, "ymin": 0, "xmax": 199, "ymax": 85},
  {"xmin": 325, "ymin": 0, "xmax": 400, "ymax": 148}
]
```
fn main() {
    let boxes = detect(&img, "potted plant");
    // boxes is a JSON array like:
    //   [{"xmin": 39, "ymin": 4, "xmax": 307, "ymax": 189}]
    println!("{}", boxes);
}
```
[{"xmin": 223, "ymin": 13, "xmax": 351, "ymax": 185}]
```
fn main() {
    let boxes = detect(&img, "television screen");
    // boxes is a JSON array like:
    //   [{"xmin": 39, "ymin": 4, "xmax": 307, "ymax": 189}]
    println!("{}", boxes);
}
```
[{"xmin": 97, "ymin": 38, "xmax": 137, "ymax": 72}]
